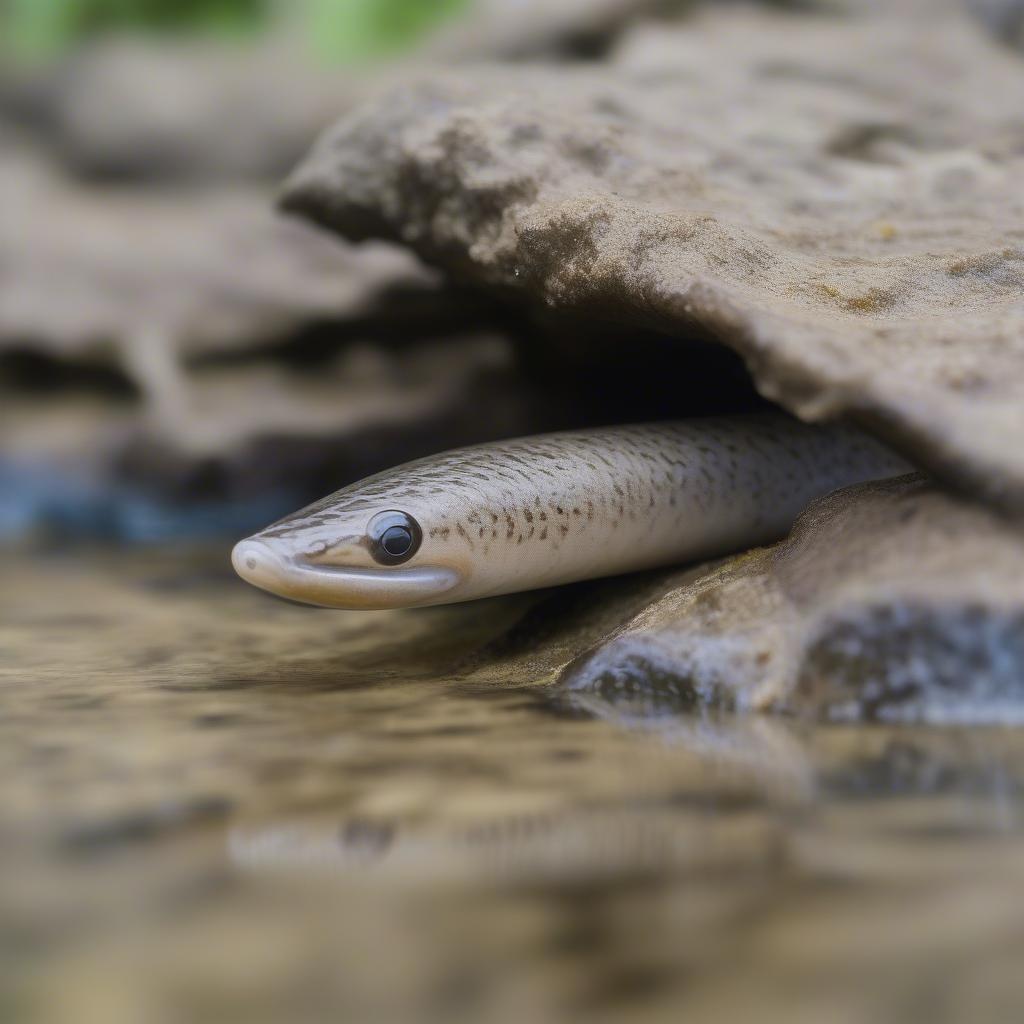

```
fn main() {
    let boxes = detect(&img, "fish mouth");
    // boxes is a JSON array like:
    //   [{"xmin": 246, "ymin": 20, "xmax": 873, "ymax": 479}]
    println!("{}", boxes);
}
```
[{"xmin": 231, "ymin": 539, "xmax": 460, "ymax": 610}]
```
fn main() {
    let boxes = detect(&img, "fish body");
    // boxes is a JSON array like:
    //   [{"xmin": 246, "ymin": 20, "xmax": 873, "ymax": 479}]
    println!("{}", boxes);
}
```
[{"xmin": 232, "ymin": 416, "xmax": 909, "ymax": 609}]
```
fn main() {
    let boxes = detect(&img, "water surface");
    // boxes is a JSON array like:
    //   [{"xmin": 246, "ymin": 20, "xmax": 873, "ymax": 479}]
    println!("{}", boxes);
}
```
[{"xmin": 3, "ymin": 547, "xmax": 1023, "ymax": 1023}]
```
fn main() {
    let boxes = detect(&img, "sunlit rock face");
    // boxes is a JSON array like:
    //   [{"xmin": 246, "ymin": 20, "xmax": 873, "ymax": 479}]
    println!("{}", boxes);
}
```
[
  {"xmin": 561, "ymin": 476, "xmax": 1024, "ymax": 723},
  {"xmin": 283, "ymin": 1, "xmax": 1024, "ymax": 516}
]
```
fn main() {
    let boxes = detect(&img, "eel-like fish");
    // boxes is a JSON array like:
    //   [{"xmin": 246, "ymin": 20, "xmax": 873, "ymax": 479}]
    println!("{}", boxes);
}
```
[{"xmin": 232, "ymin": 416, "xmax": 909, "ymax": 610}]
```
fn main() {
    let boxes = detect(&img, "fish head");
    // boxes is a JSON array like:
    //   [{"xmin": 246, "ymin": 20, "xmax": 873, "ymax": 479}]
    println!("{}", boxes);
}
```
[{"xmin": 232, "ymin": 498, "xmax": 464, "ymax": 610}]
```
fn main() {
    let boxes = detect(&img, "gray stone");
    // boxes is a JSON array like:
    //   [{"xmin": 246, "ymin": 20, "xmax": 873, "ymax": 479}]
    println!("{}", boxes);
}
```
[
  {"xmin": 562, "ymin": 475, "xmax": 1024, "ymax": 722},
  {"xmin": 967, "ymin": 0, "xmax": 1024, "ymax": 46},
  {"xmin": 424, "ymin": 0, "xmax": 690, "ymax": 61},
  {"xmin": 283, "ymin": 3, "xmax": 1024, "ymax": 514},
  {"xmin": 0, "ymin": 40, "xmax": 355, "ymax": 181},
  {"xmin": 0, "ymin": 148, "xmax": 432, "ymax": 378}
]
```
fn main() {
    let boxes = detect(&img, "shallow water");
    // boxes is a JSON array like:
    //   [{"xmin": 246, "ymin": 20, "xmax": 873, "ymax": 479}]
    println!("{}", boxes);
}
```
[{"xmin": 3, "ymin": 547, "xmax": 1024, "ymax": 1023}]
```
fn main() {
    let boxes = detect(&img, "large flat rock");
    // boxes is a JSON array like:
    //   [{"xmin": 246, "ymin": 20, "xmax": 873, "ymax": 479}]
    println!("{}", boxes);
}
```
[{"xmin": 283, "ymin": 4, "xmax": 1024, "ymax": 513}]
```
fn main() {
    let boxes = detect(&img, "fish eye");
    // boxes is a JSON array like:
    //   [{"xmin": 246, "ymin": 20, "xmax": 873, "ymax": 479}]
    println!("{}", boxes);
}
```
[{"xmin": 367, "ymin": 510, "xmax": 422, "ymax": 566}]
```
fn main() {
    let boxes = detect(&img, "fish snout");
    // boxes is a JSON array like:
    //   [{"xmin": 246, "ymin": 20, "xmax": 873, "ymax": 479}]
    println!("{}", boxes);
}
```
[
  {"xmin": 231, "ymin": 538, "xmax": 291, "ymax": 593},
  {"xmin": 232, "ymin": 535, "xmax": 463, "ymax": 608}
]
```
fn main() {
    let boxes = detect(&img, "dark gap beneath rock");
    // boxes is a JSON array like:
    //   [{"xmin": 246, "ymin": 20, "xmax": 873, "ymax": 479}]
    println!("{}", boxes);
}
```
[
  {"xmin": 0, "ymin": 348, "xmax": 138, "ymax": 399},
  {"xmin": 2, "ymin": 302, "xmax": 771, "ymax": 540}
]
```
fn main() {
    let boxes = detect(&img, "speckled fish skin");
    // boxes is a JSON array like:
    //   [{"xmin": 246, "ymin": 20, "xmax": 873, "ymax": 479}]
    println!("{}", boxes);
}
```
[{"xmin": 231, "ymin": 416, "xmax": 910, "ymax": 609}]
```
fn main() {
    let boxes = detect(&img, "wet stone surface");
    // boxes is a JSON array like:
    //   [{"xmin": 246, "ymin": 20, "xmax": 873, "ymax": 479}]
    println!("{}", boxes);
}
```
[
  {"xmin": 3, "ymin": 545, "xmax": 1024, "ymax": 1022},
  {"xmin": 563, "ymin": 475, "xmax": 1024, "ymax": 719}
]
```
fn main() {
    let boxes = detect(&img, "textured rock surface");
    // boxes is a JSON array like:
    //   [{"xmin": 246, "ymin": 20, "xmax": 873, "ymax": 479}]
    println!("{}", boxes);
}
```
[
  {"xmin": 284, "ymin": 3, "xmax": 1024, "ymax": 513},
  {"xmin": 563, "ymin": 475, "xmax": 1024, "ymax": 721}
]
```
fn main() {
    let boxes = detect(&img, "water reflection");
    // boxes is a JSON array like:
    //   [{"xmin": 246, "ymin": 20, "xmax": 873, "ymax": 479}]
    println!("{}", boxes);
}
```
[
  {"xmin": 7, "ymin": 547, "xmax": 1024, "ymax": 1022},
  {"xmin": 227, "ymin": 679, "xmax": 1024, "ymax": 888},
  {"xmin": 563, "ymin": 682, "xmax": 1024, "ymax": 834}
]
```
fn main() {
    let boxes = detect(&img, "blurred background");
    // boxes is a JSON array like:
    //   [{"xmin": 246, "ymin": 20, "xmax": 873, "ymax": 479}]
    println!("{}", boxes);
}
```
[
  {"xmin": 0, "ymin": 0, "xmax": 751, "ymax": 546},
  {"xmin": 4, "ymin": 3, "xmax": 1024, "ymax": 1024}
]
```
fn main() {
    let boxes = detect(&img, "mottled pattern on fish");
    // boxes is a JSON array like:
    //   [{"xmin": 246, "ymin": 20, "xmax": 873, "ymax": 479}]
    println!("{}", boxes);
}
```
[{"xmin": 233, "ymin": 416, "xmax": 911, "ymax": 609}]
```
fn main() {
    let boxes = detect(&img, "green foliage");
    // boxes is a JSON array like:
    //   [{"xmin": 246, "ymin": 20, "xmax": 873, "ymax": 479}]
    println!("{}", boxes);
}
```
[
  {"xmin": 1, "ymin": 0, "xmax": 266, "ymax": 56},
  {"xmin": 306, "ymin": 0, "xmax": 470, "ymax": 63},
  {"xmin": 0, "ymin": 0, "xmax": 472, "ymax": 61}
]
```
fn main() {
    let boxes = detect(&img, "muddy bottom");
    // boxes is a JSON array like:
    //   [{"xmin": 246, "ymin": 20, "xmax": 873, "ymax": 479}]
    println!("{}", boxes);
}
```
[{"xmin": 2, "ymin": 546, "xmax": 1023, "ymax": 1023}]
